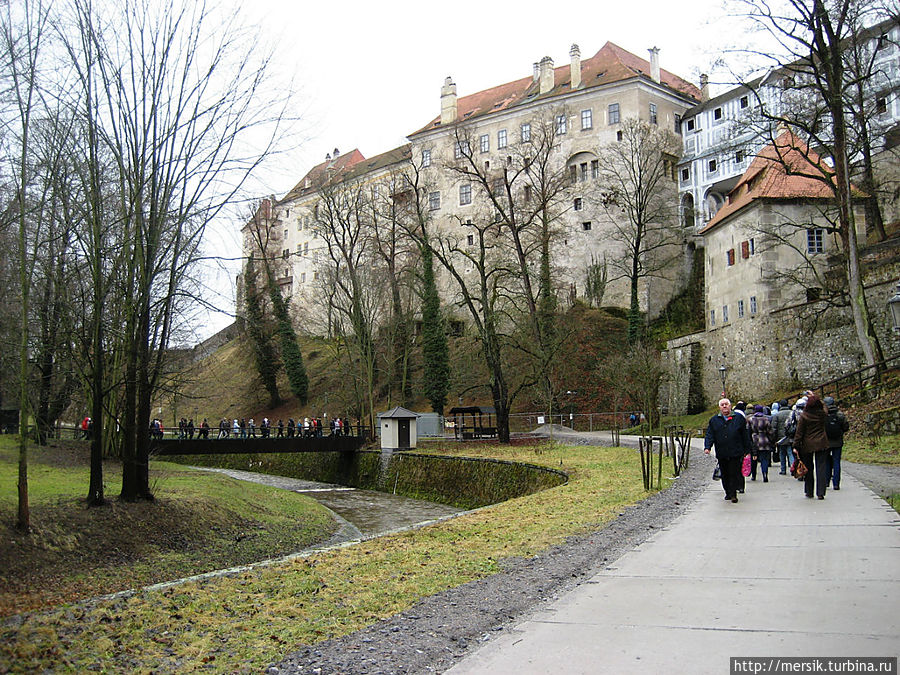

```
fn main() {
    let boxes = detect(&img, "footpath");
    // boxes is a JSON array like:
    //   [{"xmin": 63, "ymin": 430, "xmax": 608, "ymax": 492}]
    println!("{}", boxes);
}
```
[{"xmin": 446, "ymin": 447, "xmax": 900, "ymax": 675}]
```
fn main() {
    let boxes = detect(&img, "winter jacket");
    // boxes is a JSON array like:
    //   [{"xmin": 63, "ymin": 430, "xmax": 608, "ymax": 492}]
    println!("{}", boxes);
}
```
[
  {"xmin": 771, "ymin": 408, "xmax": 793, "ymax": 446},
  {"xmin": 749, "ymin": 413, "xmax": 774, "ymax": 454},
  {"xmin": 794, "ymin": 408, "xmax": 829, "ymax": 454},
  {"xmin": 704, "ymin": 413, "xmax": 751, "ymax": 459},
  {"xmin": 826, "ymin": 405, "xmax": 850, "ymax": 448}
]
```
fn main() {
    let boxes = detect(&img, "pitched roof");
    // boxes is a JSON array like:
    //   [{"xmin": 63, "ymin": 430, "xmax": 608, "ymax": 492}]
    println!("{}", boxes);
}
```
[
  {"xmin": 280, "ymin": 149, "xmax": 366, "ymax": 203},
  {"xmin": 410, "ymin": 42, "xmax": 700, "ymax": 136},
  {"xmin": 279, "ymin": 145, "xmax": 413, "ymax": 204},
  {"xmin": 700, "ymin": 132, "xmax": 858, "ymax": 233},
  {"xmin": 378, "ymin": 406, "xmax": 419, "ymax": 419}
]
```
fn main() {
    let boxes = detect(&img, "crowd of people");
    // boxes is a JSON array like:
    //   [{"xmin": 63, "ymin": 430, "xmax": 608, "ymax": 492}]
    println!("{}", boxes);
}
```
[
  {"xmin": 165, "ymin": 416, "xmax": 354, "ymax": 440},
  {"xmin": 704, "ymin": 392, "xmax": 848, "ymax": 503}
]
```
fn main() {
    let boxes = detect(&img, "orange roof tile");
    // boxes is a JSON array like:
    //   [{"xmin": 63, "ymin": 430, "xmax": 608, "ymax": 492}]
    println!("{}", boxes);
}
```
[
  {"xmin": 700, "ymin": 132, "xmax": 861, "ymax": 233},
  {"xmin": 281, "ymin": 149, "xmax": 367, "ymax": 202},
  {"xmin": 410, "ymin": 42, "xmax": 699, "ymax": 136}
]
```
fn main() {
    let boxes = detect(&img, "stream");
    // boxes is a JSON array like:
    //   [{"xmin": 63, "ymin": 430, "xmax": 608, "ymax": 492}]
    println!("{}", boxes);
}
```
[{"xmin": 191, "ymin": 466, "xmax": 464, "ymax": 542}]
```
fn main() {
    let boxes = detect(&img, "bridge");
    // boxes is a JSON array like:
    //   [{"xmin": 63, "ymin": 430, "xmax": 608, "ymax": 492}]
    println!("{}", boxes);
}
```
[{"xmin": 150, "ymin": 433, "xmax": 369, "ymax": 456}]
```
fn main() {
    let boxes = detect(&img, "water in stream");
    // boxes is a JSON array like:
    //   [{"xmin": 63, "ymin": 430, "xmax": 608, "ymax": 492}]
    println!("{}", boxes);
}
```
[{"xmin": 192, "ymin": 467, "xmax": 463, "ymax": 539}]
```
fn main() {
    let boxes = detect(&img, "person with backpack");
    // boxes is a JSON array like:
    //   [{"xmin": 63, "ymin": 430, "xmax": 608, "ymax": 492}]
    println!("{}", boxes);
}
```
[{"xmin": 823, "ymin": 396, "xmax": 849, "ymax": 490}]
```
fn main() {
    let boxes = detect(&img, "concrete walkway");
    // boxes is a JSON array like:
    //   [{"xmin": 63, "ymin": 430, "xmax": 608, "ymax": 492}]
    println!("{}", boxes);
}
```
[{"xmin": 447, "ymin": 460, "xmax": 900, "ymax": 674}]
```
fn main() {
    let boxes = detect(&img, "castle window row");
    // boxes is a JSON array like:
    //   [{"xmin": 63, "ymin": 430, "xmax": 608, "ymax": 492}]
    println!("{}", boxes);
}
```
[{"xmin": 710, "ymin": 295, "xmax": 758, "ymax": 328}]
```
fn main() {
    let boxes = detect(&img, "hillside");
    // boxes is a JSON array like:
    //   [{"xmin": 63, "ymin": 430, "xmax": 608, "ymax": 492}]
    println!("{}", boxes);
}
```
[{"xmin": 160, "ymin": 306, "xmax": 632, "ymax": 427}]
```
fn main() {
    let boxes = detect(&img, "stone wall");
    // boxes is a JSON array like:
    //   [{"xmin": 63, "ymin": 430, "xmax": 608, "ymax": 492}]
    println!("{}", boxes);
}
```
[
  {"xmin": 659, "ymin": 333, "xmax": 705, "ymax": 415},
  {"xmin": 663, "ymin": 240, "xmax": 900, "ymax": 408}
]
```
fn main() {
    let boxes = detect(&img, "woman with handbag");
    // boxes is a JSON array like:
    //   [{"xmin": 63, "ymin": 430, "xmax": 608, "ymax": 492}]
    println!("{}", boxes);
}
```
[
  {"xmin": 792, "ymin": 392, "xmax": 830, "ymax": 499},
  {"xmin": 749, "ymin": 404, "xmax": 774, "ymax": 482}
]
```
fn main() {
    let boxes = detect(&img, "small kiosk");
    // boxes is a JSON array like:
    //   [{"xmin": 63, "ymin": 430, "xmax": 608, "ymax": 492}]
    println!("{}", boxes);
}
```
[{"xmin": 378, "ymin": 406, "xmax": 418, "ymax": 452}]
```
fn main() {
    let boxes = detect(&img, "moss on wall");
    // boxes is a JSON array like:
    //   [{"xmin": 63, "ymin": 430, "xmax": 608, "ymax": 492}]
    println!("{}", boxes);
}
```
[{"xmin": 161, "ymin": 450, "xmax": 567, "ymax": 510}]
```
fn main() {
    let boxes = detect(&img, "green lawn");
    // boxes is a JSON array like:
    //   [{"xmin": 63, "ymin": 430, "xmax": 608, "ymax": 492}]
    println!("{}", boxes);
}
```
[{"xmin": 2, "ymin": 439, "xmax": 655, "ymax": 673}]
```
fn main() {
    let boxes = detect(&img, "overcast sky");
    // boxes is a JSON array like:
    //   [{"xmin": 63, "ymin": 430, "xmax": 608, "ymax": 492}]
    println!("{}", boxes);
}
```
[{"xmin": 197, "ymin": 0, "xmax": 734, "ymax": 341}]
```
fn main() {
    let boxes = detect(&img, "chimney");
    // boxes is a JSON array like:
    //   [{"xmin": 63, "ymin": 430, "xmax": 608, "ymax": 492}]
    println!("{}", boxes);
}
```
[
  {"xmin": 570, "ymin": 44, "xmax": 582, "ymax": 89},
  {"xmin": 440, "ymin": 76, "xmax": 457, "ymax": 125},
  {"xmin": 700, "ymin": 74, "xmax": 710, "ymax": 102},
  {"xmin": 533, "ymin": 62, "xmax": 540, "ymax": 83},
  {"xmin": 648, "ymin": 47, "xmax": 660, "ymax": 83},
  {"xmin": 539, "ymin": 56, "xmax": 554, "ymax": 94}
]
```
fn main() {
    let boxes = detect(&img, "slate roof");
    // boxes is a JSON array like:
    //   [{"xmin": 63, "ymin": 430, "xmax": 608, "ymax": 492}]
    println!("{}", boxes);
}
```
[
  {"xmin": 410, "ymin": 42, "xmax": 700, "ymax": 136},
  {"xmin": 700, "ymin": 132, "xmax": 863, "ymax": 233}
]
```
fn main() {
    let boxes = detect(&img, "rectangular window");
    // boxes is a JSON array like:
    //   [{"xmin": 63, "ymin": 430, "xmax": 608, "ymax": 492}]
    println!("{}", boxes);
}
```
[
  {"xmin": 807, "ymin": 227, "xmax": 825, "ymax": 253},
  {"xmin": 675, "ymin": 114, "xmax": 682, "ymax": 134},
  {"xmin": 708, "ymin": 159, "xmax": 718, "ymax": 173},
  {"xmin": 454, "ymin": 140, "xmax": 471, "ymax": 159},
  {"xmin": 581, "ymin": 109, "xmax": 593, "ymax": 129},
  {"xmin": 740, "ymin": 95, "xmax": 749, "ymax": 109},
  {"xmin": 283, "ymin": 228, "xmax": 288, "ymax": 240},
  {"xmin": 498, "ymin": 129, "xmax": 507, "ymax": 148},
  {"xmin": 681, "ymin": 167, "xmax": 690, "ymax": 181},
  {"xmin": 521, "ymin": 123, "xmax": 531, "ymax": 142},
  {"xmin": 428, "ymin": 191, "xmax": 441, "ymax": 211},
  {"xmin": 710, "ymin": 309, "xmax": 716, "ymax": 327},
  {"xmin": 722, "ymin": 305, "xmax": 729, "ymax": 323},
  {"xmin": 649, "ymin": 102, "xmax": 658, "ymax": 125},
  {"xmin": 570, "ymin": 165, "xmax": 577, "ymax": 183},
  {"xmin": 608, "ymin": 103, "xmax": 619, "ymax": 125},
  {"xmin": 300, "ymin": 272, "xmax": 306, "ymax": 283},
  {"xmin": 749, "ymin": 296, "xmax": 757, "ymax": 315},
  {"xmin": 313, "ymin": 271, "xmax": 319, "ymax": 281},
  {"xmin": 466, "ymin": 233, "xmax": 474, "ymax": 246},
  {"xmin": 574, "ymin": 197, "xmax": 583, "ymax": 211},
  {"xmin": 303, "ymin": 242, "xmax": 309, "ymax": 255},
  {"xmin": 714, "ymin": 107, "xmax": 723, "ymax": 121},
  {"xmin": 479, "ymin": 134, "xmax": 489, "ymax": 153},
  {"xmin": 735, "ymin": 150, "xmax": 744, "ymax": 163},
  {"xmin": 580, "ymin": 162, "xmax": 588, "ymax": 182},
  {"xmin": 741, "ymin": 240, "xmax": 750, "ymax": 259},
  {"xmin": 727, "ymin": 248, "xmax": 735, "ymax": 266},
  {"xmin": 422, "ymin": 149, "xmax": 431, "ymax": 167},
  {"xmin": 296, "ymin": 243, "xmax": 302, "ymax": 253},
  {"xmin": 459, "ymin": 183, "xmax": 472, "ymax": 205},
  {"xmin": 582, "ymin": 221, "xmax": 592, "ymax": 231},
  {"xmin": 282, "ymin": 248, "xmax": 290, "ymax": 259},
  {"xmin": 616, "ymin": 130, "xmax": 623, "ymax": 142},
  {"xmin": 686, "ymin": 118, "xmax": 695, "ymax": 131},
  {"xmin": 591, "ymin": 159, "xmax": 599, "ymax": 179},
  {"xmin": 524, "ymin": 185, "xmax": 532, "ymax": 202},
  {"xmin": 876, "ymin": 97, "xmax": 888, "ymax": 115},
  {"xmin": 749, "ymin": 238, "xmax": 755, "ymax": 255},
  {"xmin": 738, "ymin": 299, "xmax": 745, "ymax": 318},
  {"xmin": 556, "ymin": 114, "xmax": 567, "ymax": 135}
]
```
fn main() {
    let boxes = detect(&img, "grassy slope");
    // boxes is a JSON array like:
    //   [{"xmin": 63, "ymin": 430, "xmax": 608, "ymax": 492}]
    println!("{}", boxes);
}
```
[
  {"xmin": 3, "ymin": 440, "xmax": 651, "ymax": 673},
  {"xmin": 0, "ymin": 438, "xmax": 338, "ymax": 618}
]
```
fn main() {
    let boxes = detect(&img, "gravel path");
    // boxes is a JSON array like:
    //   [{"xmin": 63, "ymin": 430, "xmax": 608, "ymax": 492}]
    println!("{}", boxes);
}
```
[{"xmin": 268, "ymin": 432, "xmax": 713, "ymax": 675}]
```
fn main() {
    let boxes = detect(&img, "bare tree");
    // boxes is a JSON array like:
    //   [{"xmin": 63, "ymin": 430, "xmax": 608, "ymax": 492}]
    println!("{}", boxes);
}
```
[
  {"xmin": 594, "ymin": 117, "xmax": 684, "ymax": 344},
  {"xmin": 724, "ymin": 0, "xmax": 893, "ymax": 370},
  {"xmin": 0, "ymin": 0, "xmax": 52, "ymax": 531}
]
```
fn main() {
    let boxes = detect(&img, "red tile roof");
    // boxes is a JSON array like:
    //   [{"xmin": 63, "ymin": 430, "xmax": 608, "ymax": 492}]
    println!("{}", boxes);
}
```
[
  {"xmin": 281, "ymin": 149, "xmax": 367, "ymax": 202},
  {"xmin": 410, "ymin": 42, "xmax": 700, "ymax": 136},
  {"xmin": 700, "ymin": 132, "xmax": 861, "ymax": 233}
]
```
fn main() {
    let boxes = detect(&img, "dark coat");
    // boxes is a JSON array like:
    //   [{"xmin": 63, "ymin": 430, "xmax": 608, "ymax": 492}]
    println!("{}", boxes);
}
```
[
  {"xmin": 826, "ymin": 405, "xmax": 849, "ymax": 448},
  {"xmin": 794, "ymin": 408, "xmax": 829, "ymax": 454},
  {"xmin": 704, "ymin": 413, "xmax": 750, "ymax": 459}
]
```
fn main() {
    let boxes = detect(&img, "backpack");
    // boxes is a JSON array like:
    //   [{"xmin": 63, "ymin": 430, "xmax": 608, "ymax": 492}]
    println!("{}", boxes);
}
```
[
  {"xmin": 825, "ymin": 411, "xmax": 844, "ymax": 441},
  {"xmin": 784, "ymin": 411, "xmax": 798, "ymax": 439}
]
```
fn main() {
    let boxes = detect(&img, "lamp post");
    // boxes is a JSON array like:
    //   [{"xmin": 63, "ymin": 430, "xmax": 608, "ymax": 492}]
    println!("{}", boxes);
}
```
[
  {"xmin": 888, "ymin": 282, "xmax": 900, "ymax": 334},
  {"xmin": 718, "ymin": 365, "xmax": 728, "ymax": 399}
]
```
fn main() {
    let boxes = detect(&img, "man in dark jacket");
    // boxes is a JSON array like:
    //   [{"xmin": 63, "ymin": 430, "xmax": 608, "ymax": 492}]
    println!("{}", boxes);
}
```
[
  {"xmin": 824, "ymin": 396, "xmax": 849, "ymax": 490},
  {"xmin": 704, "ymin": 398, "xmax": 750, "ymax": 503}
]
